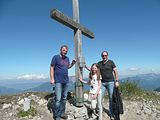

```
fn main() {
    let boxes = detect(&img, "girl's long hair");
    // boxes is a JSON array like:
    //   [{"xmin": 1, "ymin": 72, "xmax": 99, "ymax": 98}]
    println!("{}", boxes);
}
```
[{"xmin": 89, "ymin": 63, "xmax": 101, "ymax": 80}]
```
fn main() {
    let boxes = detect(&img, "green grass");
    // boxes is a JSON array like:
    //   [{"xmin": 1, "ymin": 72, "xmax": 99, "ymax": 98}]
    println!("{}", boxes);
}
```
[
  {"xmin": 120, "ymin": 80, "xmax": 160, "ymax": 100},
  {"xmin": 17, "ymin": 107, "xmax": 37, "ymax": 118},
  {"xmin": 120, "ymin": 80, "xmax": 144, "ymax": 97}
]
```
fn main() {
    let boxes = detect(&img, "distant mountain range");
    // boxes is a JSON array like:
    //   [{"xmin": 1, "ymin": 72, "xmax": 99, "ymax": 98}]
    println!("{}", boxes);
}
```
[
  {"xmin": 0, "ymin": 79, "xmax": 48, "ymax": 90},
  {"xmin": 155, "ymin": 87, "xmax": 160, "ymax": 92},
  {"xmin": 121, "ymin": 73, "xmax": 160, "ymax": 91},
  {"xmin": 0, "ymin": 73, "xmax": 160, "ymax": 94},
  {"xmin": 0, "ymin": 86, "xmax": 21, "ymax": 94}
]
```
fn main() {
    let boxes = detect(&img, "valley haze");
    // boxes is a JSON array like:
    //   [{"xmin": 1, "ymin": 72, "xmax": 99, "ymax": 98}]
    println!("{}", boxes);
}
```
[{"xmin": 0, "ymin": 73, "xmax": 160, "ymax": 95}]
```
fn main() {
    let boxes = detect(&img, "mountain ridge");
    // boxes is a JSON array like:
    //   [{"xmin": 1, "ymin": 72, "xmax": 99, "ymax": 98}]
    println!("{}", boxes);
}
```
[{"xmin": 0, "ymin": 73, "xmax": 160, "ymax": 94}]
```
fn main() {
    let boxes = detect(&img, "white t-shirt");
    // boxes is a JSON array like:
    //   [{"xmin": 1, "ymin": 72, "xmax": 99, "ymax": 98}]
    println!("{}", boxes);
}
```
[{"xmin": 89, "ymin": 74, "xmax": 101, "ymax": 94}]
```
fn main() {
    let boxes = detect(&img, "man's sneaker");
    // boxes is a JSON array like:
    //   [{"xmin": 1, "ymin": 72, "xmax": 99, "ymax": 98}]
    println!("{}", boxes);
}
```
[
  {"xmin": 60, "ymin": 113, "xmax": 68, "ymax": 119},
  {"xmin": 55, "ymin": 117, "xmax": 60, "ymax": 120},
  {"xmin": 93, "ymin": 110, "xmax": 98, "ymax": 116},
  {"xmin": 110, "ymin": 116, "xmax": 114, "ymax": 120}
]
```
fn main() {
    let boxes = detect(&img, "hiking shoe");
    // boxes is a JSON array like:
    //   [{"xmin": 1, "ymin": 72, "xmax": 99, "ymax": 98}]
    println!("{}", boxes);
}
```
[
  {"xmin": 110, "ymin": 116, "xmax": 114, "ymax": 120},
  {"xmin": 55, "ymin": 117, "xmax": 60, "ymax": 120},
  {"xmin": 60, "ymin": 113, "xmax": 68, "ymax": 119},
  {"xmin": 93, "ymin": 110, "xmax": 98, "ymax": 116}
]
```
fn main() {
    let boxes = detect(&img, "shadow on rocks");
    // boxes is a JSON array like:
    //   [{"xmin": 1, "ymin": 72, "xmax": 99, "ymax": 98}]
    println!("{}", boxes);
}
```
[
  {"xmin": 44, "ymin": 91, "xmax": 75, "ymax": 113},
  {"xmin": 44, "ymin": 92, "xmax": 55, "ymax": 113},
  {"xmin": 67, "ymin": 91, "xmax": 77, "ymax": 106},
  {"xmin": 84, "ymin": 104, "xmax": 94, "ymax": 118},
  {"xmin": 102, "ymin": 106, "xmax": 110, "ymax": 116}
]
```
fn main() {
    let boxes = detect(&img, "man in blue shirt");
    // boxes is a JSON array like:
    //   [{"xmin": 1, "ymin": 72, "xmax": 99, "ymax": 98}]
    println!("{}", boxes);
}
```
[{"xmin": 50, "ymin": 45, "xmax": 76, "ymax": 120}]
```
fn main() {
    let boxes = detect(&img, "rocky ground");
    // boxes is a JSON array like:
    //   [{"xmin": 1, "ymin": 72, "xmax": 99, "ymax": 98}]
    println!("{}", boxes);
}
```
[{"xmin": 0, "ymin": 92, "xmax": 160, "ymax": 120}]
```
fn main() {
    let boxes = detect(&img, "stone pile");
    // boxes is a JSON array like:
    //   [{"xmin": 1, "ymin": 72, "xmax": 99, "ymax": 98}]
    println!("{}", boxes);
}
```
[{"xmin": 0, "ymin": 92, "xmax": 159, "ymax": 120}]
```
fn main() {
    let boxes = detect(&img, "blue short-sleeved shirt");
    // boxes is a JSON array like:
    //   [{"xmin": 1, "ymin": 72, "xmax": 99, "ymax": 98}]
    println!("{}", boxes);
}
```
[{"xmin": 51, "ymin": 55, "xmax": 70, "ymax": 83}]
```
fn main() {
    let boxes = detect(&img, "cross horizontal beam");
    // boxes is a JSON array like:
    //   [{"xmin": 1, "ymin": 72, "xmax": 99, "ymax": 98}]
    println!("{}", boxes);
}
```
[{"xmin": 51, "ymin": 9, "xmax": 94, "ymax": 39}]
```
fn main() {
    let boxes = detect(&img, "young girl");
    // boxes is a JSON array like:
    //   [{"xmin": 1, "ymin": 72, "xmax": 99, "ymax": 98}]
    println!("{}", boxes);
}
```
[{"xmin": 79, "ymin": 63, "xmax": 102, "ymax": 120}]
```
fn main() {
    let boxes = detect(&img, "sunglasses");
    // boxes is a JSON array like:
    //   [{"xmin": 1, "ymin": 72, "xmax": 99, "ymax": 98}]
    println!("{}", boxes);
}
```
[{"xmin": 102, "ymin": 55, "xmax": 108, "ymax": 57}]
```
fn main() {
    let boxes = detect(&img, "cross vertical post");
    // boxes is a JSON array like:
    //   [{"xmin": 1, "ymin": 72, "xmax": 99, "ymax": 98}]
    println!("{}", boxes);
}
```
[{"xmin": 72, "ymin": 0, "xmax": 83, "ymax": 107}]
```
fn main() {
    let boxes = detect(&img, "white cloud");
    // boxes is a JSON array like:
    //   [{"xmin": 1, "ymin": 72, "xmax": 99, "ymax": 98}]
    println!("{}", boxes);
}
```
[
  {"xmin": 119, "ymin": 67, "xmax": 160, "ymax": 77},
  {"xmin": 119, "ymin": 67, "xmax": 143, "ymax": 76},
  {"xmin": 128, "ymin": 67, "xmax": 140, "ymax": 71},
  {"xmin": 17, "ymin": 74, "xmax": 48, "ymax": 80}
]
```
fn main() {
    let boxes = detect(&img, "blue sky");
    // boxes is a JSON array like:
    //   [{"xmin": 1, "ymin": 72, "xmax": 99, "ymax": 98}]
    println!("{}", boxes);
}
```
[{"xmin": 0, "ymin": 0, "xmax": 160, "ymax": 80}]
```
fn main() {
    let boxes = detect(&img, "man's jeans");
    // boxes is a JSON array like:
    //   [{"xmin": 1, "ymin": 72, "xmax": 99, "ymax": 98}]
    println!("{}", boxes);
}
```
[
  {"xmin": 101, "ymin": 81, "xmax": 114, "ymax": 117},
  {"xmin": 54, "ymin": 83, "xmax": 69, "ymax": 118}
]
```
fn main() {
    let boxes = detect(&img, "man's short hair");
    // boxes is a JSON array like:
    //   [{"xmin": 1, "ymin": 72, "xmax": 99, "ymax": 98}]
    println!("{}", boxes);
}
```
[
  {"xmin": 60, "ymin": 45, "xmax": 68, "ymax": 50},
  {"xmin": 101, "ymin": 51, "xmax": 108, "ymax": 56}
]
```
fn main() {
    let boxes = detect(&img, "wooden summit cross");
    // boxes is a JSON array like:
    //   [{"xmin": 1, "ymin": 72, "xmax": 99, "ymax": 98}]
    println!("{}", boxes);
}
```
[{"xmin": 51, "ymin": 0, "xmax": 94, "ymax": 107}]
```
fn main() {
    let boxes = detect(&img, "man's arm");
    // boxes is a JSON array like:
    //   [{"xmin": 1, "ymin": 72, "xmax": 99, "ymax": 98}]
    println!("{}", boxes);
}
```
[
  {"xmin": 50, "ymin": 65, "xmax": 55, "ymax": 84},
  {"xmin": 113, "ymin": 67, "xmax": 119, "ymax": 87},
  {"xmin": 84, "ymin": 65, "xmax": 91, "ymax": 71},
  {"xmin": 113, "ymin": 67, "xmax": 119, "ymax": 81},
  {"xmin": 68, "ymin": 59, "xmax": 76, "ymax": 69}
]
